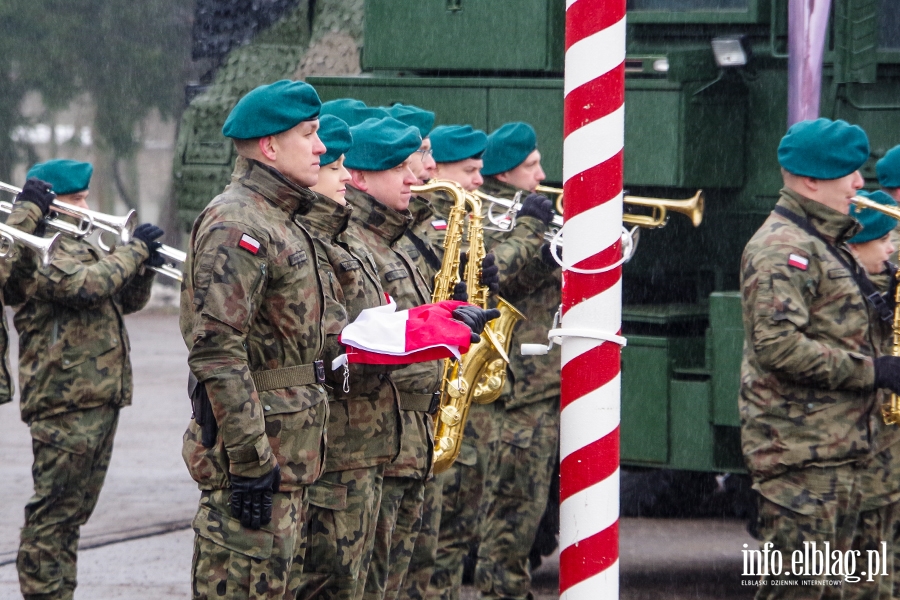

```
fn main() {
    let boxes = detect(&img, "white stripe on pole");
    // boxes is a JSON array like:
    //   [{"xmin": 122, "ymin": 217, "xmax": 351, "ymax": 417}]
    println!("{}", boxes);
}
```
[
  {"xmin": 560, "ymin": 376, "xmax": 621, "ymax": 460},
  {"xmin": 560, "ymin": 562, "xmax": 621, "ymax": 600},
  {"xmin": 561, "ymin": 195, "xmax": 624, "ymax": 266},
  {"xmin": 564, "ymin": 19, "xmax": 628, "ymax": 95},
  {"xmin": 563, "ymin": 105, "xmax": 626, "ymax": 182},
  {"xmin": 560, "ymin": 281, "xmax": 623, "ymax": 366},
  {"xmin": 559, "ymin": 469, "xmax": 620, "ymax": 548}
]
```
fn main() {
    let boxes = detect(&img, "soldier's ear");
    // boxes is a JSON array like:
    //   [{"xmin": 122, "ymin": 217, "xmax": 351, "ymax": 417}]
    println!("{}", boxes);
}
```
[
  {"xmin": 349, "ymin": 169, "xmax": 367, "ymax": 192},
  {"xmin": 258, "ymin": 136, "xmax": 278, "ymax": 161}
]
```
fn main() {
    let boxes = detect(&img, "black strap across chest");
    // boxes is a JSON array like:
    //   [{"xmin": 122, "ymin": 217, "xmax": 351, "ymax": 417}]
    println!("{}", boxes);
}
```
[
  {"xmin": 403, "ymin": 230, "xmax": 442, "ymax": 271},
  {"xmin": 772, "ymin": 205, "xmax": 892, "ymax": 322}
]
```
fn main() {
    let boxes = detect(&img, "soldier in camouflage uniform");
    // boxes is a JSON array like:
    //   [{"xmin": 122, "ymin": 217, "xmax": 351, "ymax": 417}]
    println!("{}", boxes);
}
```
[
  {"xmin": 0, "ymin": 178, "xmax": 57, "ymax": 412},
  {"xmin": 180, "ymin": 81, "xmax": 332, "ymax": 600},
  {"xmin": 844, "ymin": 191, "xmax": 900, "ymax": 600},
  {"xmin": 739, "ymin": 118, "xmax": 900, "ymax": 599},
  {"xmin": 8, "ymin": 160, "xmax": 164, "ymax": 600},
  {"xmin": 293, "ymin": 115, "xmax": 400, "ymax": 600},
  {"xmin": 418, "ymin": 126, "xmax": 551, "ymax": 598},
  {"xmin": 472, "ymin": 122, "xmax": 560, "ymax": 600},
  {"xmin": 341, "ymin": 117, "xmax": 446, "ymax": 600}
]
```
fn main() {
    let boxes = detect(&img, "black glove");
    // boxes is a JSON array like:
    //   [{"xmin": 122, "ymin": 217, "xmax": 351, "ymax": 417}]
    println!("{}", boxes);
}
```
[
  {"xmin": 451, "ymin": 281, "xmax": 468, "ymax": 302},
  {"xmin": 480, "ymin": 253, "xmax": 499, "ymax": 293},
  {"xmin": 875, "ymin": 356, "xmax": 900, "ymax": 395},
  {"xmin": 518, "ymin": 193, "xmax": 554, "ymax": 225},
  {"xmin": 541, "ymin": 243, "xmax": 560, "ymax": 270},
  {"xmin": 132, "ymin": 223, "xmax": 164, "ymax": 247},
  {"xmin": 145, "ymin": 248, "xmax": 166, "ymax": 268},
  {"xmin": 452, "ymin": 305, "xmax": 502, "ymax": 343},
  {"xmin": 230, "ymin": 465, "xmax": 281, "ymax": 530},
  {"xmin": 16, "ymin": 178, "xmax": 55, "ymax": 217}
]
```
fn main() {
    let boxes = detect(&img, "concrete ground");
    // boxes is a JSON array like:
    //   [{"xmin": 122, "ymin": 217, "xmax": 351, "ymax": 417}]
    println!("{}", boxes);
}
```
[{"xmin": 0, "ymin": 306, "xmax": 758, "ymax": 599}]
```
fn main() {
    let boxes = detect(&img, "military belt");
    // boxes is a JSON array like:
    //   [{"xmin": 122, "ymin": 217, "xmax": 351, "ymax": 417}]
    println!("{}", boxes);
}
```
[
  {"xmin": 251, "ymin": 361, "xmax": 326, "ymax": 392},
  {"xmin": 399, "ymin": 390, "xmax": 441, "ymax": 415}
]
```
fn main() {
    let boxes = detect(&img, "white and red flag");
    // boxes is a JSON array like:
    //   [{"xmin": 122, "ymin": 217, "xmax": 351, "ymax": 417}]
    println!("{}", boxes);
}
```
[{"xmin": 332, "ymin": 298, "xmax": 474, "ymax": 369}]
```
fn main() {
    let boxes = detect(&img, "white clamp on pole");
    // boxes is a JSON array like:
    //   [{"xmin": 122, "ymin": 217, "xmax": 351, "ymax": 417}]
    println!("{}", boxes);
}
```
[{"xmin": 521, "ymin": 308, "xmax": 628, "ymax": 356}]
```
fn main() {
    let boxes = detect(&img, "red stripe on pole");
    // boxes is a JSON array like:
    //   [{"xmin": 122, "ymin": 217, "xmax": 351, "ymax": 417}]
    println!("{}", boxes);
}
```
[
  {"xmin": 559, "ymin": 522, "xmax": 620, "ymax": 592},
  {"xmin": 562, "ymin": 152, "xmax": 623, "ymax": 220},
  {"xmin": 565, "ymin": 0, "xmax": 626, "ymax": 50},
  {"xmin": 561, "ymin": 244, "xmax": 621, "ymax": 310},
  {"xmin": 560, "ymin": 342, "xmax": 620, "ymax": 411},
  {"xmin": 564, "ymin": 65, "xmax": 625, "ymax": 137},
  {"xmin": 560, "ymin": 427, "xmax": 620, "ymax": 501}
]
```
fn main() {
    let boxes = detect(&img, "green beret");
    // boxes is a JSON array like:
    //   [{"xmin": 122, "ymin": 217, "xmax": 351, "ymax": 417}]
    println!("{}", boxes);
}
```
[
  {"xmin": 386, "ymin": 104, "xmax": 435, "ymax": 138},
  {"xmin": 482, "ymin": 122, "xmax": 538, "ymax": 176},
  {"xmin": 849, "ymin": 190, "xmax": 899, "ymax": 244},
  {"xmin": 321, "ymin": 99, "xmax": 389, "ymax": 128},
  {"xmin": 222, "ymin": 80, "xmax": 321, "ymax": 139},
  {"xmin": 777, "ymin": 118, "xmax": 869, "ymax": 179},
  {"xmin": 430, "ymin": 125, "xmax": 488, "ymax": 163},
  {"xmin": 344, "ymin": 117, "xmax": 422, "ymax": 172},
  {"xmin": 318, "ymin": 115, "xmax": 353, "ymax": 166},
  {"xmin": 26, "ymin": 160, "xmax": 92, "ymax": 195},
  {"xmin": 877, "ymin": 145, "xmax": 900, "ymax": 188}
]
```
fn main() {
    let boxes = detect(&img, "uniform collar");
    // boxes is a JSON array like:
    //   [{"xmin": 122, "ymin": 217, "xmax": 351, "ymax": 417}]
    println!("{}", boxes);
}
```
[
  {"xmin": 231, "ymin": 156, "xmax": 317, "ymax": 216},
  {"xmin": 409, "ymin": 195, "xmax": 435, "ymax": 225},
  {"xmin": 480, "ymin": 175, "xmax": 526, "ymax": 200},
  {"xmin": 296, "ymin": 191, "xmax": 352, "ymax": 240},
  {"xmin": 777, "ymin": 187, "xmax": 862, "ymax": 245},
  {"xmin": 345, "ymin": 185, "xmax": 413, "ymax": 244}
]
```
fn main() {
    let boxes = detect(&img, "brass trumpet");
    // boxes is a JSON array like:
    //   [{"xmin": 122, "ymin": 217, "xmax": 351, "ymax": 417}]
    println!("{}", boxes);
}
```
[
  {"xmin": 478, "ymin": 188, "xmax": 704, "ymax": 244},
  {"xmin": 0, "ymin": 181, "xmax": 183, "ymax": 281},
  {"xmin": 850, "ymin": 195, "xmax": 900, "ymax": 425},
  {"xmin": 624, "ymin": 190, "xmax": 705, "ymax": 229},
  {"xmin": 535, "ymin": 184, "xmax": 564, "ymax": 215}
]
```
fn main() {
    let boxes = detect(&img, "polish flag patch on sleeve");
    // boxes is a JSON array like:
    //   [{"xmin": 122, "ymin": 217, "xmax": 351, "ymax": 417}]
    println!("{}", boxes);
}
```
[
  {"xmin": 239, "ymin": 234, "xmax": 261, "ymax": 255},
  {"xmin": 431, "ymin": 219, "xmax": 447, "ymax": 231},
  {"xmin": 788, "ymin": 253, "xmax": 809, "ymax": 270}
]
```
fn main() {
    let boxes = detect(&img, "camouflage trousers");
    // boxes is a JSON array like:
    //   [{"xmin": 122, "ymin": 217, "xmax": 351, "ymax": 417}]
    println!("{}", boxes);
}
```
[
  {"xmin": 17, "ymin": 404, "xmax": 119, "ymax": 600},
  {"xmin": 190, "ymin": 486, "xmax": 307, "ymax": 600},
  {"xmin": 428, "ymin": 401, "xmax": 504, "ymax": 600},
  {"xmin": 401, "ymin": 477, "xmax": 442, "ymax": 600},
  {"xmin": 475, "ymin": 397, "xmax": 560, "ymax": 600},
  {"xmin": 752, "ymin": 464, "xmax": 862, "ymax": 600},
  {"xmin": 844, "ymin": 442, "xmax": 900, "ymax": 600},
  {"xmin": 363, "ymin": 477, "xmax": 426, "ymax": 600},
  {"xmin": 296, "ymin": 465, "xmax": 384, "ymax": 600}
]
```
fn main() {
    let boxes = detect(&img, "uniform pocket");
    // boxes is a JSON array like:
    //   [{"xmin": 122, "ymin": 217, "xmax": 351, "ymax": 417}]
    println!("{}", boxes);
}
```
[{"xmin": 193, "ymin": 503, "xmax": 274, "ymax": 559}]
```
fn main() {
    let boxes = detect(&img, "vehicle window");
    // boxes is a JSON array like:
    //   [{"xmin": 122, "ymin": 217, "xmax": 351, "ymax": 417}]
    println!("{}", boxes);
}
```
[
  {"xmin": 627, "ymin": 0, "xmax": 749, "ymax": 10},
  {"xmin": 879, "ymin": 0, "xmax": 900, "ymax": 50}
]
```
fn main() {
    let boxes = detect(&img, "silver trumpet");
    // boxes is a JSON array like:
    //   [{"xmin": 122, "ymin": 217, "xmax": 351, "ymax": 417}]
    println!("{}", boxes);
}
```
[
  {"xmin": 0, "ymin": 223, "xmax": 60, "ymax": 267},
  {"xmin": 0, "ymin": 181, "xmax": 183, "ymax": 282}
]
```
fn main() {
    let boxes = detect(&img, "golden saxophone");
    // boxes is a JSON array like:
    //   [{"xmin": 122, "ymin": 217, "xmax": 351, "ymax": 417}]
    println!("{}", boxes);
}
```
[{"xmin": 412, "ymin": 180, "xmax": 522, "ymax": 473}]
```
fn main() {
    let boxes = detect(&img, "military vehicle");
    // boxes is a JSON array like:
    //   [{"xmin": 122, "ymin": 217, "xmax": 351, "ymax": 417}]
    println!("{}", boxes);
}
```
[{"xmin": 174, "ymin": 0, "xmax": 900, "ymax": 521}]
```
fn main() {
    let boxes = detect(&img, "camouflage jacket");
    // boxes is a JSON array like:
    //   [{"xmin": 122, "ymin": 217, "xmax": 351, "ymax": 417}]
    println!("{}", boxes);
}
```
[
  {"xmin": 297, "ymin": 193, "xmax": 401, "ymax": 472},
  {"xmin": 4, "ymin": 202, "xmax": 153, "ymax": 425},
  {"xmin": 180, "ymin": 157, "xmax": 328, "ymax": 491},
  {"xmin": 401, "ymin": 195, "xmax": 444, "ymax": 283},
  {"xmin": 344, "ymin": 186, "xmax": 439, "ymax": 479},
  {"xmin": 0, "ymin": 202, "xmax": 43, "ymax": 406},
  {"xmin": 740, "ymin": 187, "xmax": 880, "ymax": 484},
  {"xmin": 480, "ymin": 176, "xmax": 561, "ymax": 410}
]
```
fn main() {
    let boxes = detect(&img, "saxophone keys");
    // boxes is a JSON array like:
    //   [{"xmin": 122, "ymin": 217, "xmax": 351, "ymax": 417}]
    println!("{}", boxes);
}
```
[{"xmin": 440, "ymin": 405, "xmax": 461, "ymax": 426}]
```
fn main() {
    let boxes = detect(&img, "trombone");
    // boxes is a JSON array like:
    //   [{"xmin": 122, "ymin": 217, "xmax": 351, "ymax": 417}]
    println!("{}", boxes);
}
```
[{"xmin": 0, "ymin": 181, "xmax": 184, "ymax": 282}]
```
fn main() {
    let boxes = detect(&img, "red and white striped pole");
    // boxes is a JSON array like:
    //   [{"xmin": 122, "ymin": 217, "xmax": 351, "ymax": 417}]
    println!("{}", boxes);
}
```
[{"xmin": 558, "ymin": 0, "xmax": 626, "ymax": 598}]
